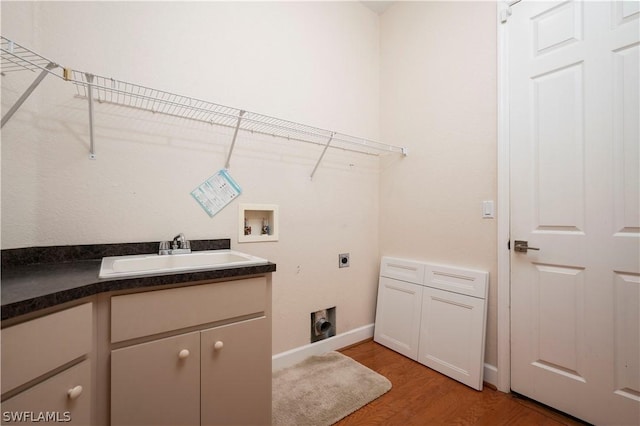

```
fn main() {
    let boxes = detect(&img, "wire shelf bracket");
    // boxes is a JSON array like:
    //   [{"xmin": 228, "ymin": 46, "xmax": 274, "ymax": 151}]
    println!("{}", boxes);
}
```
[
  {"xmin": 310, "ymin": 132, "xmax": 335, "ymax": 180},
  {"xmin": 224, "ymin": 110, "xmax": 246, "ymax": 169},
  {"xmin": 1, "ymin": 62, "xmax": 57, "ymax": 128},
  {"xmin": 84, "ymin": 73, "xmax": 97, "ymax": 160},
  {"xmin": 1, "ymin": 36, "xmax": 60, "ymax": 128},
  {"xmin": 1, "ymin": 36, "xmax": 408, "ymax": 173}
]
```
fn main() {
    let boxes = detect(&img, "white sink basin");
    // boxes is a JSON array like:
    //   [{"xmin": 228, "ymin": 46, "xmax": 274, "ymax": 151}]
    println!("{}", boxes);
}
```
[{"xmin": 99, "ymin": 249, "xmax": 269, "ymax": 278}]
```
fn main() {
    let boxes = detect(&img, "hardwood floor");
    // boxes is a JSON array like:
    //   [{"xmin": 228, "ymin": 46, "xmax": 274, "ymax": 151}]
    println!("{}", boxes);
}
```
[{"xmin": 336, "ymin": 340, "xmax": 588, "ymax": 426}]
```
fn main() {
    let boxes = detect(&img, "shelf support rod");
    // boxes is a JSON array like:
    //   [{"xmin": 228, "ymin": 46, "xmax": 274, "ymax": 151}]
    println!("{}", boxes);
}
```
[
  {"xmin": 225, "ymin": 110, "xmax": 246, "ymax": 169},
  {"xmin": 85, "ymin": 73, "xmax": 97, "ymax": 160},
  {"xmin": 310, "ymin": 132, "xmax": 335, "ymax": 180},
  {"xmin": 1, "ymin": 62, "xmax": 57, "ymax": 128}
]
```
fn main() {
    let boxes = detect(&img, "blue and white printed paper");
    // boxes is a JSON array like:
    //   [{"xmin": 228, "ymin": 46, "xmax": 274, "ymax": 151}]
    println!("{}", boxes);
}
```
[{"xmin": 191, "ymin": 169, "xmax": 242, "ymax": 217}]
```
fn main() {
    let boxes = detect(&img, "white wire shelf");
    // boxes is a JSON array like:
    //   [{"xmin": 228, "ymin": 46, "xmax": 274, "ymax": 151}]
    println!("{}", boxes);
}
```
[
  {"xmin": 68, "ymin": 72, "xmax": 405, "ymax": 156},
  {"xmin": 1, "ymin": 36, "xmax": 407, "ymax": 175},
  {"xmin": 1, "ymin": 37, "xmax": 59, "ymax": 75}
]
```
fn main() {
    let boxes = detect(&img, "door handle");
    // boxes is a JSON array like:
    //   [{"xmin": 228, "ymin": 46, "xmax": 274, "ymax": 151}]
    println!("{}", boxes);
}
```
[{"xmin": 514, "ymin": 240, "xmax": 540, "ymax": 253}]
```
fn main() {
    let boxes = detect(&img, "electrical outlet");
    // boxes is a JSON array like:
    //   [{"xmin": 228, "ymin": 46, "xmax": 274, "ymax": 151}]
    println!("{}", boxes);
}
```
[{"xmin": 339, "ymin": 253, "xmax": 350, "ymax": 268}]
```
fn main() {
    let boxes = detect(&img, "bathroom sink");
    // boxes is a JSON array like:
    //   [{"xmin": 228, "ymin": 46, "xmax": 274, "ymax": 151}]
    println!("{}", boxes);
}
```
[{"xmin": 99, "ymin": 250, "xmax": 269, "ymax": 278}]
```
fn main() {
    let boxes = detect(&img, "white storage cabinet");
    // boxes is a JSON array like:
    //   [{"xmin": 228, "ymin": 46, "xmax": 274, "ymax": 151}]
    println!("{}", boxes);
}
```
[{"xmin": 374, "ymin": 257, "xmax": 488, "ymax": 390}]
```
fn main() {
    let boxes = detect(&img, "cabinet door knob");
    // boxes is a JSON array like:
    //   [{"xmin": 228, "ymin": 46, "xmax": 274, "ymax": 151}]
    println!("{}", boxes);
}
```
[
  {"xmin": 214, "ymin": 341, "xmax": 224, "ymax": 351},
  {"xmin": 178, "ymin": 349, "xmax": 190, "ymax": 359},
  {"xmin": 67, "ymin": 385, "xmax": 83, "ymax": 400}
]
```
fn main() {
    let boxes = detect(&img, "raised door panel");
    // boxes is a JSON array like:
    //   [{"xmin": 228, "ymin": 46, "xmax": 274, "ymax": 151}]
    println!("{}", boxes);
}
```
[
  {"xmin": 529, "ymin": 264, "xmax": 586, "ymax": 381},
  {"xmin": 201, "ymin": 317, "xmax": 271, "ymax": 426},
  {"xmin": 613, "ymin": 44, "xmax": 639, "ymax": 235},
  {"xmin": 613, "ymin": 273, "xmax": 640, "ymax": 401},
  {"xmin": 373, "ymin": 277, "xmax": 422, "ymax": 360},
  {"xmin": 418, "ymin": 287, "xmax": 486, "ymax": 390},
  {"xmin": 532, "ymin": 61, "xmax": 585, "ymax": 232},
  {"xmin": 2, "ymin": 360, "xmax": 91, "ymax": 425},
  {"xmin": 110, "ymin": 332, "xmax": 200, "ymax": 426}
]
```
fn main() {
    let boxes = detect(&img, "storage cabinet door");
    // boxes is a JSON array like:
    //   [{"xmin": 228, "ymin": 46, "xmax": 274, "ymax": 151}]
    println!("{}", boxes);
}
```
[
  {"xmin": 201, "ymin": 317, "xmax": 271, "ymax": 426},
  {"xmin": 418, "ymin": 287, "xmax": 486, "ymax": 390},
  {"xmin": 111, "ymin": 332, "xmax": 200, "ymax": 426},
  {"xmin": 2, "ymin": 360, "xmax": 91, "ymax": 425},
  {"xmin": 373, "ymin": 277, "xmax": 423, "ymax": 360}
]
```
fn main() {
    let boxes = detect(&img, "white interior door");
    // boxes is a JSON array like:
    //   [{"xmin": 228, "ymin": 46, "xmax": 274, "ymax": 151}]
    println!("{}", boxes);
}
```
[{"xmin": 509, "ymin": 1, "xmax": 639, "ymax": 425}]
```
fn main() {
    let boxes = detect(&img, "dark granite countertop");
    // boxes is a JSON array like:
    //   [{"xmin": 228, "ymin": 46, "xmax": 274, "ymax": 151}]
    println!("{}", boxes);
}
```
[{"xmin": 1, "ymin": 239, "xmax": 276, "ymax": 321}]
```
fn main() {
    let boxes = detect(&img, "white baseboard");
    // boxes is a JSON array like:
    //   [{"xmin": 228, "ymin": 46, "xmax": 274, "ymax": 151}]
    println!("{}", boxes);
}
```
[
  {"xmin": 272, "ymin": 323, "xmax": 374, "ymax": 371},
  {"xmin": 484, "ymin": 363, "xmax": 498, "ymax": 389},
  {"xmin": 272, "ymin": 325, "xmax": 501, "ymax": 391}
]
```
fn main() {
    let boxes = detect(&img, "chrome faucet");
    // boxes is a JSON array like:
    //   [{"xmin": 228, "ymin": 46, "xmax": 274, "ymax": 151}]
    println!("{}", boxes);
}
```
[{"xmin": 159, "ymin": 233, "xmax": 191, "ymax": 255}]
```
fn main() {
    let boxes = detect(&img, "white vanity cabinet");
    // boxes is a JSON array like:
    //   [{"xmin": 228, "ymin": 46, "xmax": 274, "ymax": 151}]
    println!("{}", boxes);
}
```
[
  {"xmin": 1, "ymin": 302, "xmax": 94, "ymax": 425},
  {"xmin": 109, "ymin": 276, "xmax": 271, "ymax": 426}
]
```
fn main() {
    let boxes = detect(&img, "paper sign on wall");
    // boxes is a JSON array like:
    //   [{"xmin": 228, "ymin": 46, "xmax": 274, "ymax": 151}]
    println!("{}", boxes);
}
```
[{"xmin": 191, "ymin": 169, "xmax": 242, "ymax": 217}]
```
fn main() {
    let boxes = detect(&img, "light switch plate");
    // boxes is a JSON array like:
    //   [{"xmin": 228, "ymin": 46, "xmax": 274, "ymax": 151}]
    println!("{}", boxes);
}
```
[{"xmin": 482, "ymin": 201, "xmax": 494, "ymax": 218}]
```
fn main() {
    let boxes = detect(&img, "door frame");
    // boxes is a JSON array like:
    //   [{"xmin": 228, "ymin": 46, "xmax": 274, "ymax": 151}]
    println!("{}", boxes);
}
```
[{"xmin": 495, "ymin": 0, "xmax": 519, "ymax": 394}]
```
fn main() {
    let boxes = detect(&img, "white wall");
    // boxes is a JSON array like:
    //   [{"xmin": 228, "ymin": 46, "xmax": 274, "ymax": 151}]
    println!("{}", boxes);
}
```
[
  {"xmin": 1, "ymin": 1, "xmax": 382, "ymax": 355},
  {"xmin": 2, "ymin": 1, "xmax": 500, "ymax": 367},
  {"xmin": 379, "ymin": 2, "xmax": 498, "ymax": 367}
]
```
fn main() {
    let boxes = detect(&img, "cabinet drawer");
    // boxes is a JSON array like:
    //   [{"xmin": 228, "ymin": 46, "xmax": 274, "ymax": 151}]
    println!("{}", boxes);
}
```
[
  {"xmin": 424, "ymin": 264, "xmax": 488, "ymax": 299},
  {"xmin": 380, "ymin": 257, "xmax": 425, "ymax": 285},
  {"xmin": 111, "ymin": 277, "xmax": 267, "ymax": 343},
  {"xmin": 1, "ymin": 303, "xmax": 93, "ymax": 395},
  {"xmin": 2, "ymin": 360, "xmax": 91, "ymax": 425}
]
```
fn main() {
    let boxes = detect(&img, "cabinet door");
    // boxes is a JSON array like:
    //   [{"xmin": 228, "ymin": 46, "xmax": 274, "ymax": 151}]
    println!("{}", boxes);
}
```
[
  {"xmin": 201, "ymin": 317, "xmax": 271, "ymax": 426},
  {"xmin": 373, "ymin": 277, "xmax": 423, "ymax": 360},
  {"xmin": 111, "ymin": 332, "xmax": 200, "ymax": 426},
  {"xmin": 2, "ymin": 360, "xmax": 91, "ymax": 425},
  {"xmin": 417, "ymin": 287, "xmax": 486, "ymax": 390}
]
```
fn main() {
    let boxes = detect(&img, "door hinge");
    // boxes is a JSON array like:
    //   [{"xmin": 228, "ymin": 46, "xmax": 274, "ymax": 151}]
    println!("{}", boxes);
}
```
[
  {"xmin": 507, "ymin": 240, "xmax": 511, "ymax": 250},
  {"xmin": 500, "ymin": 0, "xmax": 522, "ymax": 23},
  {"xmin": 500, "ymin": 7, "xmax": 512, "ymax": 23}
]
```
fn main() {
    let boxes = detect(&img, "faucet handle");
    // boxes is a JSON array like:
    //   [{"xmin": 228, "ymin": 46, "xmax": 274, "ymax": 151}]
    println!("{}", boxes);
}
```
[{"xmin": 159, "ymin": 241, "xmax": 170, "ymax": 254}]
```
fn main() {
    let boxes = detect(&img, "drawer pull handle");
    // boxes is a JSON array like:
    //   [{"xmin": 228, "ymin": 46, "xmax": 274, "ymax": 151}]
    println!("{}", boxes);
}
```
[
  {"xmin": 214, "ymin": 341, "xmax": 224, "ymax": 351},
  {"xmin": 67, "ymin": 385, "xmax": 83, "ymax": 400},
  {"xmin": 178, "ymin": 349, "xmax": 190, "ymax": 359}
]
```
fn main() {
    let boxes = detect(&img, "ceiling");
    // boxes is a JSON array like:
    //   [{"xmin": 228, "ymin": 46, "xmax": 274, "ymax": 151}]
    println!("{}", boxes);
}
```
[{"xmin": 360, "ymin": 1, "xmax": 396, "ymax": 15}]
